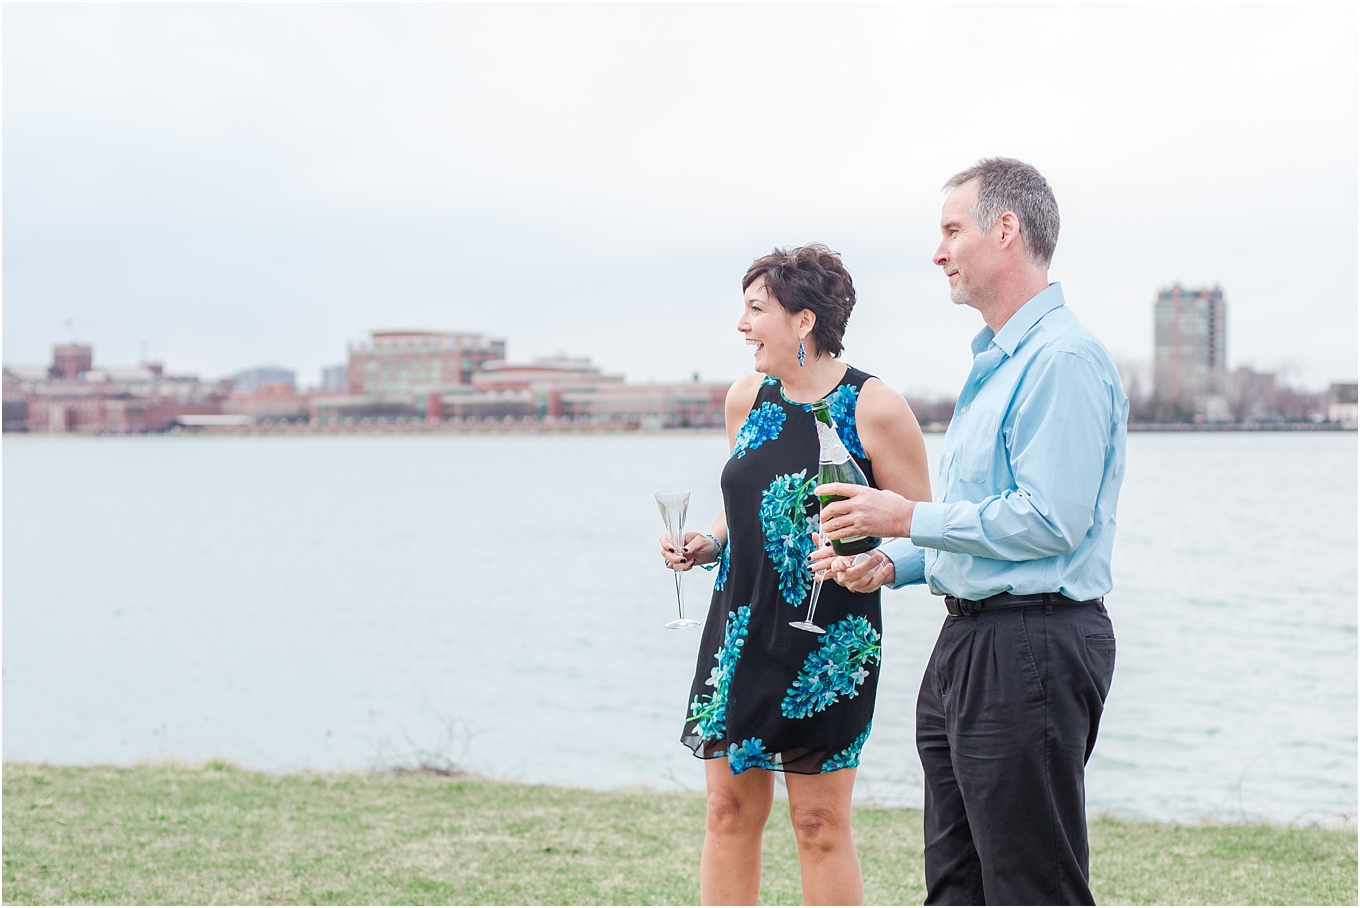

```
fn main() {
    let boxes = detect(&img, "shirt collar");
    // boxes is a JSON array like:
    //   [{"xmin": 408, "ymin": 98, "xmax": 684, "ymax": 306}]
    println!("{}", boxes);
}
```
[{"xmin": 970, "ymin": 282, "xmax": 1066, "ymax": 358}]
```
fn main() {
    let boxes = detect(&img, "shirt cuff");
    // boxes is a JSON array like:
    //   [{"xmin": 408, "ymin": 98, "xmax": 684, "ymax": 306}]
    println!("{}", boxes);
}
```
[
  {"xmin": 909, "ymin": 501, "xmax": 948, "ymax": 549},
  {"xmin": 880, "ymin": 537, "xmax": 926, "ymax": 589}
]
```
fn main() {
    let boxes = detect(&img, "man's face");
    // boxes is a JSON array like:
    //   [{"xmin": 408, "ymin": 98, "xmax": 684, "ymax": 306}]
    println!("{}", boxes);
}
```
[{"xmin": 933, "ymin": 179, "xmax": 993, "ymax": 307}]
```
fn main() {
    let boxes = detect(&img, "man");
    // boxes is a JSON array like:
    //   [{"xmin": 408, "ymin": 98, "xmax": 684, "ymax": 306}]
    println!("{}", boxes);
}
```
[{"xmin": 814, "ymin": 157, "xmax": 1128, "ymax": 905}]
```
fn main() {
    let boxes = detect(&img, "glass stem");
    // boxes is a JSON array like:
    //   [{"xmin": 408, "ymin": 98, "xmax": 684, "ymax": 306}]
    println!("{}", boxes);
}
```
[
  {"xmin": 805, "ymin": 504, "xmax": 824, "ymax": 624},
  {"xmin": 805, "ymin": 577, "xmax": 823, "ymax": 624}
]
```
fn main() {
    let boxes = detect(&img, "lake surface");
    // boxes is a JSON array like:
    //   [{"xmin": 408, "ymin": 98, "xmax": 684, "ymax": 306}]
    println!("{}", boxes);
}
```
[{"xmin": 3, "ymin": 431, "xmax": 1355, "ymax": 824}]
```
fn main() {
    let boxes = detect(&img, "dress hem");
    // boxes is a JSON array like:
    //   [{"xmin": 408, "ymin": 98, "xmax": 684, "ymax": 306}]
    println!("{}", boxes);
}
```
[{"xmin": 680, "ymin": 735, "xmax": 862, "ymax": 776}]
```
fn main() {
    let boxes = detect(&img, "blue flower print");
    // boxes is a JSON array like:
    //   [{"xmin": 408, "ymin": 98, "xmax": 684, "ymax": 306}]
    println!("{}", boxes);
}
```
[
  {"xmin": 821, "ymin": 723, "xmax": 872, "ymax": 773},
  {"xmin": 799, "ymin": 384, "xmax": 864, "ymax": 458},
  {"xmin": 687, "ymin": 606, "xmax": 752, "ymax": 742},
  {"xmin": 781, "ymin": 616, "xmax": 882, "ymax": 719},
  {"xmin": 727, "ymin": 738, "xmax": 778, "ymax": 775},
  {"xmin": 732, "ymin": 402, "xmax": 785, "ymax": 459},
  {"xmin": 761, "ymin": 375, "xmax": 779, "ymax": 387},
  {"xmin": 714, "ymin": 541, "xmax": 730, "ymax": 591},
  {"xmin": 759, "ymin": 470, "xmax": 818, "ymax": 606}
]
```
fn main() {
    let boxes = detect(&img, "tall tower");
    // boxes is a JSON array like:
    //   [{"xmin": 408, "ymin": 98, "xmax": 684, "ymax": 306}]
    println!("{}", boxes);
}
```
[
  {"xmin": 50, "ymin": 343, "xmax": 93, "ymax": 380},
  {"xmin": 1153, "ymin": 285, "xmax": 1226, "ymax": 401}
]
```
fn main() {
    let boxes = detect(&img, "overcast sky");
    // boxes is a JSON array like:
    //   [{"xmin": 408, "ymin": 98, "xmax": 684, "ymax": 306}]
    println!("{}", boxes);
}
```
[{"xmin": 5, "ymin": 3, "xmax": 1356, "ymax": 396}]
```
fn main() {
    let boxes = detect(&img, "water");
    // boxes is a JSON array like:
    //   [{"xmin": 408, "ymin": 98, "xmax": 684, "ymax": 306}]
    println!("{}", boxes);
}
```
[{"xmin": 3, "ymin": 432, "xmax": 1355, "ymax": 824}]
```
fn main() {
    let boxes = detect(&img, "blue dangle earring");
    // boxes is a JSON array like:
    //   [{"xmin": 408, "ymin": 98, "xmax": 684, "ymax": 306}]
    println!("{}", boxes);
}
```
[{"xmin": 798, "ymin": 339, "xmax": 806, "ymax": 367}]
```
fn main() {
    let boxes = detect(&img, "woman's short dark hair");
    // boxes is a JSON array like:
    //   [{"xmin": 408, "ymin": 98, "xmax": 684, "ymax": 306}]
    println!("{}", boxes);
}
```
[{"xmin": 742, "ymin": 244, "xmax": 856, "ymax": 358}]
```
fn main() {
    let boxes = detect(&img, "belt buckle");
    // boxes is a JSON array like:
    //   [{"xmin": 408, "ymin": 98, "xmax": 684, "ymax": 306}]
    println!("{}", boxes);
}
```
[{"xmin": 945, "ymin": 597, "xmax": 971, "ymax": 617}]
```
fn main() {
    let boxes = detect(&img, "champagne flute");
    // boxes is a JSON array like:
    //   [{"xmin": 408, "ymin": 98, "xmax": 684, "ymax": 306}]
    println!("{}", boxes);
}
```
[
  {"xmin": 790, "ymin": 510, "xmax": 828, "ymax": 633},
  {"xmin": 656, "ymin": 490, "xmax": 700, "ymax": 630},
  {"xmin": 790, "ymin": 511, "xmax": 869, "ymax": 634}
]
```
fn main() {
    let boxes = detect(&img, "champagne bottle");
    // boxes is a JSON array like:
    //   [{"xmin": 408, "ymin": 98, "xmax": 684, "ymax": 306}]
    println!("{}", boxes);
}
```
[{"xmin": 810, "ymin": 399, "xmax": 881, "ymax": 556}]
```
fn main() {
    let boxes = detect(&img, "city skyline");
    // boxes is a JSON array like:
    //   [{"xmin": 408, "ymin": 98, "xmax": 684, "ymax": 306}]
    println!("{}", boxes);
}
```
[
  {"xmin": 5, "ymin": 4, "xmax": 1356, "ymax": 397},
  {"xmin": 8, "ymin": 277, "xmax": 1348, "ymax": 400}
]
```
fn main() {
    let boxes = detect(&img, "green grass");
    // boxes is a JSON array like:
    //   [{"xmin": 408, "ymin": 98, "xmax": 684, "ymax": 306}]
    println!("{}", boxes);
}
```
[{"xmin": 3, "ymin": 762, "xmax": 1355, "ymax": 905}]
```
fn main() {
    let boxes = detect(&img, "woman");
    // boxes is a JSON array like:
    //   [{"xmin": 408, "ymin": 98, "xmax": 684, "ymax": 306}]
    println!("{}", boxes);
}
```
[{"xmin": 660, "ymin": 245, "xmax": 931, "ymax": 905}]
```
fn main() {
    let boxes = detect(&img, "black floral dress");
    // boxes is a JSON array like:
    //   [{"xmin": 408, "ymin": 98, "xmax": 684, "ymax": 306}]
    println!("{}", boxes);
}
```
[{"xmin": 682, "ymin": 366, "xmax": 882, "ymax": 775}]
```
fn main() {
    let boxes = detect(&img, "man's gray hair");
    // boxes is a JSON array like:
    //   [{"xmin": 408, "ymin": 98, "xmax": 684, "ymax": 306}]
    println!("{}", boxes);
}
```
[{"xmin": 944, "ymin": 158, "xmax": 1060, "ymax": 267}]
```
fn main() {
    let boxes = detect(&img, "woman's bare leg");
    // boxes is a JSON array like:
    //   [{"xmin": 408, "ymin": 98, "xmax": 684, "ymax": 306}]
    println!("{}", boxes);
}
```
[
  {"xmin": 700, "ymin": 758, "xmax": 775, "ymax": 905},
  {"xmin": 785, "ymin": 768, "xmax": 863, "ymax": 905}
]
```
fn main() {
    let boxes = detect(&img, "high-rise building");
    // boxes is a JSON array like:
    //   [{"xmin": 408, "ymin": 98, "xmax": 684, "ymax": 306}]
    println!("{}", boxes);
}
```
[
  {"xmin": 346, "ymin": 330, "xmax": 506, "ymax": 397},
  {"xmin": 1153, "ymin": 285, "xmax": 1226, "ymax": 401},
  {"xmin": 320, "ymin": 364, "xmax": 348, "ymax": 394}
]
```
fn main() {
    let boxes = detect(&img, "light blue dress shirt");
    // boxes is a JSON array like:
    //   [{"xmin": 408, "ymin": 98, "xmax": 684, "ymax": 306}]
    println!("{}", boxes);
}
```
[{"xmin": 883, "ymin": 283, "xmax": 1128, "ymax": 601}]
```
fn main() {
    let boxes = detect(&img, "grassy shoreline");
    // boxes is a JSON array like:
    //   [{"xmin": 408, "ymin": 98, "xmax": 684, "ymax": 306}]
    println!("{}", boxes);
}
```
[{"xmin": 3, "ymin": 761, "xmax": 1355, "ymax": 905}]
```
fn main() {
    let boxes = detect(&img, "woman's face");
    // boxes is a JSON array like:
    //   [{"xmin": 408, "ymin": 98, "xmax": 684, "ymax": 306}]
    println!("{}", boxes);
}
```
[{"xmin": 737, "ymin": 276, "xmax": 805, "ymax": 377}]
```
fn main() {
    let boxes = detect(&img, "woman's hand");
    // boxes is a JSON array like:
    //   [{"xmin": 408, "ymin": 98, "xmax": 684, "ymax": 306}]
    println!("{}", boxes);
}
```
[
  {"xmin": 808, "ymin": 533, "xmax": 842, "ymax": 580},
  {"xmin": 808, "ymin": 536, "xmax": 897, "ymax": 593},
  {"xmin": 659, "ymin": 531, "xmax": 721, "ymax": 572}
]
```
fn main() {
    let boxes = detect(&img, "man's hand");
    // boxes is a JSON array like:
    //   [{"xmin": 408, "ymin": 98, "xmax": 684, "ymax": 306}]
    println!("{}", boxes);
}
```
[
  {"xmin": 817, "ymin": 483, "xmax": 917, "ymax": 541},
  {"xmin": 836, "ymin": 548, "xmax": 896, "ymax": 593}
]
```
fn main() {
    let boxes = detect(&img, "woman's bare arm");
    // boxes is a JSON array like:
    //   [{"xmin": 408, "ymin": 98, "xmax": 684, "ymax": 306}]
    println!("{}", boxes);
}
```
[
  {"xmin": 807, "ymin": 377, "xmax": 931, "ymax": 592},
  {"xmin": 661, "ymin": 372, "xmax": 763, "ymax": 570},
  {"xmin": 724, "ymin": 372, "xmax": 763, "ymax": 454},
  {"xmin": 857, "ymin": 377, "xmax": 931, "ymax": 504}
]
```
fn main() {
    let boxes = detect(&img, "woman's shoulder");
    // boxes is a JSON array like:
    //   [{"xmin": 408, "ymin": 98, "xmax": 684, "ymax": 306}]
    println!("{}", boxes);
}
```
[
  {"xmin": 727, "ymin": 372, "xmax": 767, "ymax": 402},
  {"xmin": 725, "ymin": 372, "xmax": 768, "ymax": 417},
  {"xmin": 854, "ymin": 375, "xmax": 912, "ymax": 418},
  {"xmin": 852, "ymin": 375, "xmax": 923, "ymax": 451},
  {"xmin": 840, "ymin": 363, "xmax": 875, "ymax": 387},
  {"xmin": 827, "ymin": 364, "xmax": 893, "ymax": 415}
]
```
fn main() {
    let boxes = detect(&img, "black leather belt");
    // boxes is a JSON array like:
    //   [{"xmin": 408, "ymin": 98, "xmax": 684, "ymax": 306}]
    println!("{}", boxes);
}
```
[{"xmin": 944, "ymin": 592, "xmax": 1103, "ymax": 617}]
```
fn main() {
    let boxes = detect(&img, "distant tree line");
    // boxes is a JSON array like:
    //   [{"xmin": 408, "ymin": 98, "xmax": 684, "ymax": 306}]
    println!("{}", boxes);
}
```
[{"xmin": 1118, "ymin": 361, "xmax": 1340, "ymax": 424}]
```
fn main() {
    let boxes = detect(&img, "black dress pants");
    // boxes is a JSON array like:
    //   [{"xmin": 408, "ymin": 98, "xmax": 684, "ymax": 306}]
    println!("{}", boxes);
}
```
[{"xmin": 916, "ymin": 601, "xmax": 1116, "ymax": 906}]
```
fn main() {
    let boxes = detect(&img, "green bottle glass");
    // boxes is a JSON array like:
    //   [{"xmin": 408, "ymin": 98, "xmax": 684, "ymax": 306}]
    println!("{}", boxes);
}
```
[{"xmin": 810, "ymin": 399, "xmax": 881, "ymax": 556}]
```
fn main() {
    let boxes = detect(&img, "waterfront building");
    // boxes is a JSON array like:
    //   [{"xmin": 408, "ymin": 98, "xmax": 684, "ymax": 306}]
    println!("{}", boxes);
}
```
[
  {"xmin": 346, "ymin": 330, "xmax": 505, "ymax": 397},
  {"xmin": 1154, "ymin": 284, "xmax": 1226, "ymax": 402},
  {"xmin": 1226, "ymin": 367, "xmax": 1278, "ymax": 423},
  {"xmin": 309, "ymin": 349, "xmax": 729, "ymax": 428},
  {"xmin": 417, "ymin": 357, "xmax": 590, "ymax": 422},
  {"xmin": 224, "ymin": 382, "xmax": 311, "ymax": 421},
  {"xmin": 2, "ymin": 344, "xmax": 227, "ymax": 433},
  {"xmin": 558, "ymin": 382, "xmax": 727, "ymax": 428},
  {"xmin": 309, "ymin": 395, "xmax": 417, "ymax": 422},
  {"xmin": 1328, "ymin": 382, "xmax": 1358, "ymax": 429},
  {"xmin": 6, "ymin": 331, "xmax": 732, "ymax": 433},
  {"xmin": 51, "ymin": 344, "xmax": 93, "ymax": 379},
  {"xmin": 232, "ymin": 366, "xmax": 295, "ymax": 393},
  {"xmin": 320, "ymin": 364, "xmax": 347, "ymax": 394}
]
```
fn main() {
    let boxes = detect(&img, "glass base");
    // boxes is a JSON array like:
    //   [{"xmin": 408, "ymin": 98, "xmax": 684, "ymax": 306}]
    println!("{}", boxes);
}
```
[
  {"xmin": 789, "ymin": 620, "xmax": 825, "ymax": 634},
  {"xmin": 666, "ymin": 618, "xmax": 701, "ymax": 629}
]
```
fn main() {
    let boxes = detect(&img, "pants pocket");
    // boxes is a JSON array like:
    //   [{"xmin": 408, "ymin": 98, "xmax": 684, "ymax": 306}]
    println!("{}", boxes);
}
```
[{"xmin": 1084, "ymin": 633, "xmax": 1116, "ymax": 703}]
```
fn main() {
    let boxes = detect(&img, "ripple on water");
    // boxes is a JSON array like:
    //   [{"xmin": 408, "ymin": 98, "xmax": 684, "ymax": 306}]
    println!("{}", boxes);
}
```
[{"xmin": 1, "ymin": 431, "xmax": 1355, "ymax": 822}]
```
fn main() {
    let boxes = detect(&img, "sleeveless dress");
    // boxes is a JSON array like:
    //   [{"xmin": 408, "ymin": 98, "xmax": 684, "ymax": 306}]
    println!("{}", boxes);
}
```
[{"xmin": 681, "ymin": 365, "xmax": 883, "ymax": 775}]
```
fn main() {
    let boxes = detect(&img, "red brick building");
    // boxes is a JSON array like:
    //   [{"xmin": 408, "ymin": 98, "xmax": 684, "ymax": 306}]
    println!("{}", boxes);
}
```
[
  {"xmin": 347, "ymin": 331, "xmax": 506, "ymax": 397},
  {"xmin": 3, "ymin": 345, "xmax": 228, "ymax": 433}
]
